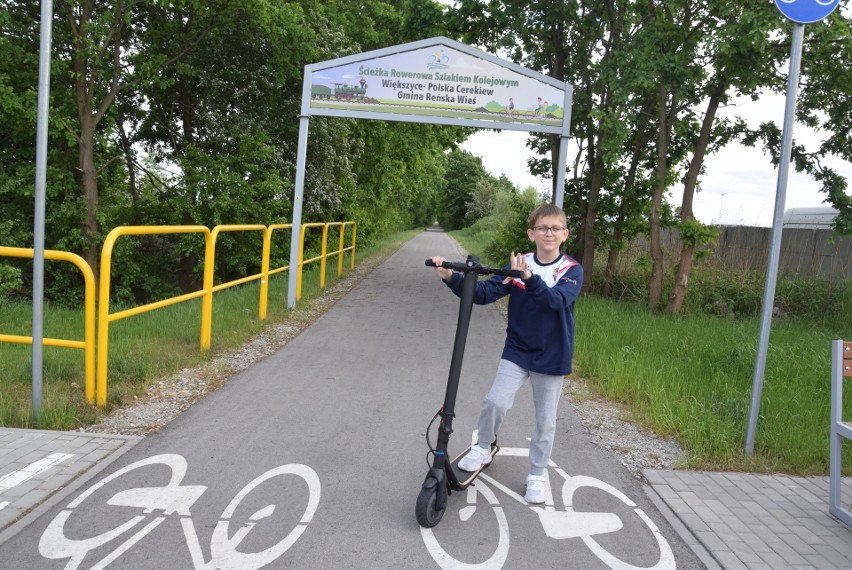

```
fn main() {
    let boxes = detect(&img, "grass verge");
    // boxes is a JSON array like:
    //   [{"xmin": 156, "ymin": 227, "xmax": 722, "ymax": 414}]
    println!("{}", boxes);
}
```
[{"xmin": 450, "ymin": 228, "xmax": 852, "ymax": 475}]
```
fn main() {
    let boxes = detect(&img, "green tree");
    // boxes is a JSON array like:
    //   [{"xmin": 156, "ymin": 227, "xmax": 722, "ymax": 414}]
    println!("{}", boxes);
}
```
[{"xmin": 437, "ymin": 149, "xmax": 487, "ymax": 230}]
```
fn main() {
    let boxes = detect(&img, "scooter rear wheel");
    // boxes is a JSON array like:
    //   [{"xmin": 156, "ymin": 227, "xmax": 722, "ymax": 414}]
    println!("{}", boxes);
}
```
[{"xmin": 416, "ymin": 485, "xmax": 445, "ymax": 527}]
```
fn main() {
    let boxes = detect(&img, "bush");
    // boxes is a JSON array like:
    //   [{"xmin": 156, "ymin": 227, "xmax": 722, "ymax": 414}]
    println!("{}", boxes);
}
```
[
  {"xmin": 0, "ymin": 264, "xmax": 22, "ymax": 306},
  {"xmin": 483, "ymin": 188, "xmax": 542, "ymax": 264}
]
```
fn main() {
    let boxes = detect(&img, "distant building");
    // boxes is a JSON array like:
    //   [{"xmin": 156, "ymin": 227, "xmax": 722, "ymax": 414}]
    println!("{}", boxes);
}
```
[{"xmin": 782, "ymin": 206, "xmax": 839, "ymax": 229}]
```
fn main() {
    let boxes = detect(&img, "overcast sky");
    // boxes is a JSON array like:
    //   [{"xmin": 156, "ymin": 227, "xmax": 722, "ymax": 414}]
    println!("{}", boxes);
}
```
[{"xmin": 462, "ymin": 89, "xmax": 851, "ymax": 227}]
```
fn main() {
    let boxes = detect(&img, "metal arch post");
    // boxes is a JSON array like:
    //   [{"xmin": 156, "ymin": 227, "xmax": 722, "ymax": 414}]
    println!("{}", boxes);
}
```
[
  {"xmin": 554, "ymin": 84, "xmax": 573, "ymax": 210},
  {"xmin": 287, "ymin": 114, "xmax": 310, "ymax": 309},
  {"xmin": 288, "ymin": 65, "xmax": 314, "ymax": 309}
]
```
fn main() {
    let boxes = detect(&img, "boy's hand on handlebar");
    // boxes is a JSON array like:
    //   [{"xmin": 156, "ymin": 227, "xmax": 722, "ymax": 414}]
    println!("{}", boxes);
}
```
[
  {"xmin": 502, "ymin": 251, "xmax": 531, "ymax": 284},
  {"xmin": 430, "ymin": 256, "xmax": 453, "ymax": 281}
]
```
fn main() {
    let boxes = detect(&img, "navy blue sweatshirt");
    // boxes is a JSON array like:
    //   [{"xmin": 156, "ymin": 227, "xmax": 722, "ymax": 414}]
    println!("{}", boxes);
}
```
[{"xmin": 445, "ymin": 252, "xmax": 583, "ymax": 375}]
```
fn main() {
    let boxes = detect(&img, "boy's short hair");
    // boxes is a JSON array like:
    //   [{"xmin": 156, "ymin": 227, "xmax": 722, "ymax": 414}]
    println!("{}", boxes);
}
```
[{"xmin": 528, "ymin": 204, "xmax": 567, "ymax": 228}]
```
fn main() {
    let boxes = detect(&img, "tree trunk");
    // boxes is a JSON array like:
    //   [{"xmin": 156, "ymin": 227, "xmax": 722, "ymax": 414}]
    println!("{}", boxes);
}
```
[
  {"xmin": 78, "ymin": 117, "xmax": 100, "ymax": 283},
  {"xmin": 665, "ymin": 87, "xmax": 724, "ymax": 314},
  {"xmin": 603, "ymin": 101, "xmax": 652, "ymax": 296},
  {"xmin": 602, "ymin": 212, "xmax": 626, "ymax": 297},
  {"xmin": 648, "ymin": 85, "xmax": 668, "ymax": 311},
  {"xmin": 581, "ymin": 153, "xmax": 605, "ymax": 290}
]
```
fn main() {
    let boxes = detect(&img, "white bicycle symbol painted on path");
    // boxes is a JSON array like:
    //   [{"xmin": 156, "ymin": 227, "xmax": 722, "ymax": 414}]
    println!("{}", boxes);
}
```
[
  {"xmin": 421, "ymin": 445, "xmax": 676, "ymax": 570},
  {"xmin": 39, "ymin": 454, "xmax": 320, "ymax": 569}
]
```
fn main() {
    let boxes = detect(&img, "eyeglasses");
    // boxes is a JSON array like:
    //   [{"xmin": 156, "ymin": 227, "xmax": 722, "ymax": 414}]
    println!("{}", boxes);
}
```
[{"xmin": 531, "ymin": 225, "xmax": 566, "ymax": 235}]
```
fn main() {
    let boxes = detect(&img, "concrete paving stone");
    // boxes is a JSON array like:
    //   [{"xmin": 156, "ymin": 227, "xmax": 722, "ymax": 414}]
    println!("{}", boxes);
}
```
[
  {"xmin": 740, "ymin": 500, "xmax": 772, "ymax": 518},
  {"xmin": 750, "ymin": 523, "xmax": 783, "ymax": 544},
  {"xmin": 695, "ymin": 530, "xmax": 731, "ymax": 553},
  {"xmin": 642, "ymin": 470, "xmax": 665, "ymax": 485},
  {"xmin": 677, "ymin": 512, "xmax": 712, "ymax": 533},
  {"xmin": 73, "ymin": 442, "xmax": 105, "ymax": 455},
  {"xmin": 728, "ymin": 539, "xmax": 758, "ymax": 557},
  {"xmin": 697, "ymin": 475, "xmax": 729, "ymax": 496},
  {"xmin": 737, "ymin": 531, "xmax": 773, "ymax": 553},
  {"xmin": 666, "ymin": 474, "xmax": 692, "ymax": 492},
  {"xmin": 787, "ymin": 524, "xmax": 827, "ymax": 545},
  {"xmin": 757, "ymin": 549, "xmax": 790, "ymax": 567},
  {"xmin": 66, "ymin": 459, "xmax": 95, "ymax": 473},
  {"xmin": 33, "ymin": 439, "xmax": 67, "ymax": 453},
  {"xmin": 663, "ymin": 496, "xmax": 694, "ymax": 516},
  {"xmin": 769, "ymin": 539, "xmax": 813, "ymax": 565},
  {"xmin": 3, "ymin": 438, "xmax": 33, "ymax": 451},
  {"xmin": 708, "ymin": 521, "xmax": 742, "ymax": 543},
  {"xmin": 713, "ymin": 550, "xmax": 748, "ymax": 570},
  {"xmin": 82, "ymin": 448, "xmax": 117, "ymax": 462},
  {"xmin": 730, "ymin": 506, "xmax": 762, "ymax": 525},
  {"xmin": 679, "ymin": 490, "xmax": 704, "ymax": 507},
  {"xmin": 825, "ymin": 534, "xmax": 852, "ymax": 557},
  {"xmin": 722, "ymin": 486, "xmax": 752, "ymax": 503},
  {"xmin": 704, "ymin": 498, "xmax": 735, "ymax": 517},
  {"xmin": 0, "ymin": 478, "xmax": 39, "ymax": 499},
  {"xmin": 722, "ymin": 515, "xmax": 751, "ymax": 534},
  {"xmin": 766, "ymin": 505, "xmax": 794, "ymax": 522},
  {"xmin": 36, "ymin": 472, "xmax": 74, "ymax": 489},
  {"xmin": 817, "ymin": 544, "xmax": 852, "ymax": 567},
  {"xmin": 1, "ymin": 446, "xmax": 34, "ymax": 465},
  {"xmin": 802, "ymin": 553, "xmax": 840, "ymax": 569},
  {"xmin": 652, "ymin": 484, "xmax": 680, "ymax": 500},
  {"xmin": 0, "ymin": 505, "xmax": 23, "ymax": 524},
  {"xmin": 746, "ymin": 560, "xmax": 778, "ymax": 570},
  {"xmin": 676, "ymin": 471, "xmax": 701, "ymax": 485},
  {"xmin": 780, "ymin": 532, "xmax": 820, "ymax": 555},
  {"xmin": 692, "ymin": 504, "xmax": 723, "ymax": 523}
]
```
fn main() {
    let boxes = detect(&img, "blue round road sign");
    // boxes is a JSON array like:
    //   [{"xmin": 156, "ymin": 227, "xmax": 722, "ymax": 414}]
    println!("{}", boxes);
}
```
[{"xmin": 775, "ymin": 0, "xmax": 842, "ymax": 24}]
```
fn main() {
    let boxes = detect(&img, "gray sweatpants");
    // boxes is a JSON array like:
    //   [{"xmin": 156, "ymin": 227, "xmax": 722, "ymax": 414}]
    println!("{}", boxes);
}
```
[{"xmin": 476, "ymin": 359, "xmax": 564, "ymax": 476}]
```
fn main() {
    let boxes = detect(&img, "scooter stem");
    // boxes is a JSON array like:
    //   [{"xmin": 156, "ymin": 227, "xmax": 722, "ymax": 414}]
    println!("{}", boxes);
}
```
[{"xmin": 441, "ymin": 255, "xmax": 478, "ymax": 421}]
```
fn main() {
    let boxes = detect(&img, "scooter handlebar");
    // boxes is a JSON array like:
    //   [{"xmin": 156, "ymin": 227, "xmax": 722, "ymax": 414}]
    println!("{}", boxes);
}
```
[{"xmin": 425, "ymin": 259, "xmax": 525, "ymax": 279}]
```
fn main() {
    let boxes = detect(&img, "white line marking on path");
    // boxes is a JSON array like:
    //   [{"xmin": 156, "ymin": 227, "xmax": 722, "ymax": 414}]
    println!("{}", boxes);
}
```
[{"xmin": 0, "ymin": 452, "xmax": 76, "ymax": 512}]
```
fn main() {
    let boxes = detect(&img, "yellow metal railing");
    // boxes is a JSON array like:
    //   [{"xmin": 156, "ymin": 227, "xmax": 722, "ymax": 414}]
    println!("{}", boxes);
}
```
[
  {"xmin": 0, "ymin": 246, "xmax": 97, "ymax": 404},
  {"xmin": 296, "ymin": 221, "xmax": 357, "ymax": 300},
  {"xmin": 2, "ymin": 221, "xmax": 354, "ymax": 407},
  {"xmin": 97, "ymin": 221, "xmax": 354, "ymax": 406}
]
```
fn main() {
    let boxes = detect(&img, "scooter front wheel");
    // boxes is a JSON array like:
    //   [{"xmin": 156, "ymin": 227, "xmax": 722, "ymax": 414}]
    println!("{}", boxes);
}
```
[{"xmin": 416, "ymin": 484, "xmax": 445, "ymax": 528}]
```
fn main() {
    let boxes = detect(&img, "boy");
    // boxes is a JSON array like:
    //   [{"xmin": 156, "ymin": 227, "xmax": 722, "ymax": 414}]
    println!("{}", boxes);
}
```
[{"xmin": 429, "ymin": 203, "xmax": 583, "ymax": 504}]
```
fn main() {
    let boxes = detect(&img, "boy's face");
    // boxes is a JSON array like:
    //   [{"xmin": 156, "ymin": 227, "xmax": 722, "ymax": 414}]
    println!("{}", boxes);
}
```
[{"xmin": 527, "ymin": 214, "xmax": 569, "ymax": 257}]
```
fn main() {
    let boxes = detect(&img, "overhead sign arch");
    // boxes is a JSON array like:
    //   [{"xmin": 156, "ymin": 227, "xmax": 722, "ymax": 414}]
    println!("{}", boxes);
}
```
[{"xmin": 288, "ymin": 37, "xmax": 573, "ymax": 307}]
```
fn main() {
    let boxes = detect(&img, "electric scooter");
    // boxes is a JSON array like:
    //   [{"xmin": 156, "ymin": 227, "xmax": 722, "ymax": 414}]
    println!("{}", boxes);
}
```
[{"xmin": 416, "ymin": 255, "xmax": 524, "ymax": 528}]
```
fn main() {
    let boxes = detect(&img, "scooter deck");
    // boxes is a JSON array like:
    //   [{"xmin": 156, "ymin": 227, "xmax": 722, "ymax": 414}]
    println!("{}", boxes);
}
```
[{"xmin": 449, "ymin": 445, "xmax": 499, "ymax": 488}]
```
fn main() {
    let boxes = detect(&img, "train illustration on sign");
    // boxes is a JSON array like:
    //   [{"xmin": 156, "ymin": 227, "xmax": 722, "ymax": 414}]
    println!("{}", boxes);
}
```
[{"xmin": 311, "ymin": 78, "xmax": 369, "ymax": 101}]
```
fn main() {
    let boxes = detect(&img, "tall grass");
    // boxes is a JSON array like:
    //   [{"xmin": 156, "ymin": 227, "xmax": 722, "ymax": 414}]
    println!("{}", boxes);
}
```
[
  {"xmin": 0, "ymin": 230, "xmax": 419, "ymax": 430},
  {"xmin": 450, "ymin": 224, "xmax": 852, "ymax": 475}
]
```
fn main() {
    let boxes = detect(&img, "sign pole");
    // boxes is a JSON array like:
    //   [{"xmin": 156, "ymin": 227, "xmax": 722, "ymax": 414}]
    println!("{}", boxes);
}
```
[
  {"xmin": 744, "ymin": 22, "xmax": 804, "ymax": 456},
  {"xmin": 32, "ymin": 0, "xmax": 54, "ymax": 425}
]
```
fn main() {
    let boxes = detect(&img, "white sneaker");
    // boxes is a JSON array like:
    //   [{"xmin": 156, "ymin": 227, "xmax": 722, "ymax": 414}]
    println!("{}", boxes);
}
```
[
  {"xmin": 458, "ymin": 445, "xmax": 492, "ymax": 472},
  {"xmin": 525, "ymin": 475, "xmax": 546, "ymax": 504}
]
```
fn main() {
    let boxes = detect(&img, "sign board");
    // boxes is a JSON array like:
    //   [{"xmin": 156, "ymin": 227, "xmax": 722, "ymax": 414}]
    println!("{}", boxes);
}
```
[
  {"xmin": 304, "ymin": 37, "xmax": 570, "ymax": 135},
  {"xmin": 774, "ymin": 0, "xmax": 841, "ymax": 24},
  {"xmin": 289, "ymin": 38, "xmax": 574, "ymax": 309}
]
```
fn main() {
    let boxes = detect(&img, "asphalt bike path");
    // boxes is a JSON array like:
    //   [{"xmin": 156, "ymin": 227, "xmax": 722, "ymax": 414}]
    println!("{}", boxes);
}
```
[{"xmin": 0, "ymin": 230, "xmax": 703, "ymax": 569}]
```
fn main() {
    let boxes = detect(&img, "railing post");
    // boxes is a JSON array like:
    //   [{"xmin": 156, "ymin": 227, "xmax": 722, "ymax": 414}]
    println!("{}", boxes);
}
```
[
  {"xmin": 201, "ymin": 229, "xmax": 215, "ymax": 351},
  {"xmin": 96, "ymin": 230, "xmax": 120, "ymax": 407},
  {"xmin": 260, "ymin": 226, "xmax": 272, "ymax": 320},
  {"xmin": 320, "ymin": 224, "xmax": 329, "ymax": 289},
  {"xmin": 350, "ymin": 223, "xmax": 357, "ymax": 269},
  {"xmin": 297, "ymin": 224, "xmax": 308, "ymax": 301},
  {"xmin": 337, "ymin": 224, "xmax": 345, "ymax": 277}
]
